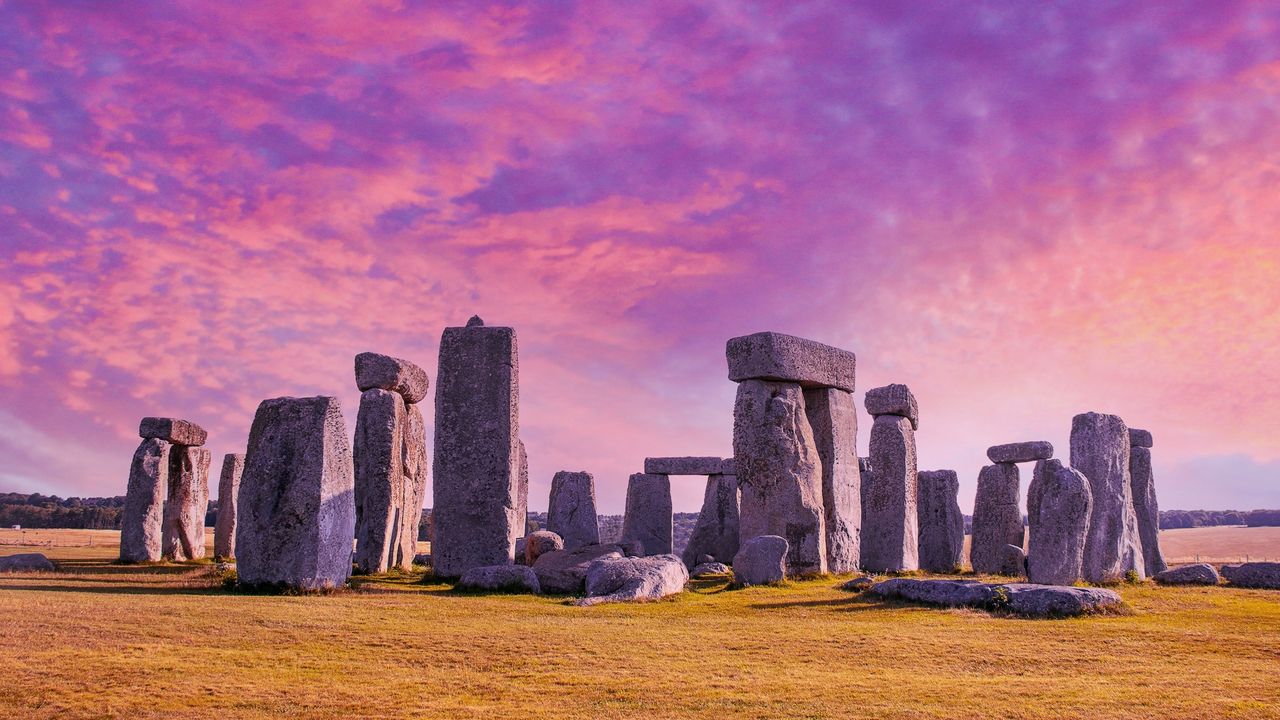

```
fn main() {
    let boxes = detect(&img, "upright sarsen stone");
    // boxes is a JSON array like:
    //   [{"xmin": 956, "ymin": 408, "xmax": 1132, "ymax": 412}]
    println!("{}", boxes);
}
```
[
  {"xmin": 681, "ymin": 473, "xmax": 740, "ymax": 568},
  {"xmin": 1026, "ymin": 459, "xmax": 1093, "ymax": 585},
  {"xmin": 213, "ymin": 453, "xmax": 244, "ymax": 560},
  {"xmin": 1071, "ymin": 412, "xmax": 1145, "ymax": 582},
  {"xmin": 432, "ymin": 319, "xmax": 523, "ymax": 578},
  {"xmin": 621, "ymin": 473, "xmax": 673, "ymax": 555},
  {"xmin": 917, "ymin": 470, "xmax": 964, "ymax": 573},
  {"xmin": 236, "ymin": 396, "xmax": 356, "ymax": 591},
  {"xmin": 970, "ymin": 463, "xmax": 1023, "ymax": 573},
  {"xmin": 353, "ymin": 389, "xmax": 405, "ymax": 574},
  {"xmin": 861, "ymin": 414, "xmax": 917, "ymax": 572},
  {"xmin": 804, "ymin": 387, "xmax": 860, "ymax": 573},
  {"xmin": 397, "ymin": 402, "xmax": 428, "ymax": 570},
  {"xmin": 733, "ymin": 380, "xmax": 827, "ymax": 575},
  {"xmin": 547, "ymin": 471, "xmax": 600, "ymax": 551},
  {"xmin": 1130, "ymin": 445, "xmax": 1167, "ymax": 576},
  {"xmin": 119, "ymin": 438, "xmax": 170, "ymax": 563},
  {"xmin": 162, "ymin": 445, "xmax": 210, "ymax": 561}
]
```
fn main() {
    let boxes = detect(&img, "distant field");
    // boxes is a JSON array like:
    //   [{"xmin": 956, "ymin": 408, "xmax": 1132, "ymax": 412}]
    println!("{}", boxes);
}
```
[
  {"xmin": 1, "ymin": 529, "xmax": 1278, "ymax": 718},
  {"xmin": 1160, "ymin": 526, "xmax": 1280, "ymax": 563}
]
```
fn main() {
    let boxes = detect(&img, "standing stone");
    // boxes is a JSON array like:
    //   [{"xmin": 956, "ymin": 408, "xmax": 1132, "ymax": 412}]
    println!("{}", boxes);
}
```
[
  {"xmin": 1026, "ymin": 459, "xmax": 1093, "ymax": 585},
  {"xmin": 620, "ymin": 473, "xmax": 673, "ymax": 556},
  {"xmin": 861, "ymin": 414, "xmax": 917, "ymax": 572},
  {"xmin": 1130, "ymin": 445, "xmax": 1166, "ymax": 576},
  {"xmin": 547, "ymin": 471, "xmax": 600, "ymax": 551},
  {"xmin": 397, "ymin": 402, "xmax": 428, "ymax": 570},
  {"xmin": 119, "ymin": 438, "xmax": 170, "ymax": 563},
  {"xmin": 804, "ymin": 387, "xmax": 861, "ymax": 573},
  {"xmin": 916, "ymin": 470, "xmax": 964, "ymax": 573},
  {"xmin": 353, "ymin": 389, "xmax": 405, "ymax": 574},
  {"xmin": 516, "ymin": 439, "xmax": 529, "ymax": 535},
  {"xmin": 681, "ymin": 474, "xmax": 740, "ymax": 568},
  {"xmin": 733, "ymin": 380, "xmax": 827, "ymax": 575},
  {"xmin": 432, "ymin": 319, "xmax": 523, "ymax": 578},
  {"xmin": 236, "ymin": 396, "xmax": 356, "ymax": 591},
  {"xmin": 970, "ymin": 463, "xmax": 1024, "ymax": 574},
  {"xmin": 1072, "ymin": 412, "xmax": 1146, "ymax": 582},
  {"xmin": 213, "ymin": 453, "xmax": 244, "ymax": 560},
  {"xmin": 162, "ymin": 445, "xmax": 210, "ymax": 561}
]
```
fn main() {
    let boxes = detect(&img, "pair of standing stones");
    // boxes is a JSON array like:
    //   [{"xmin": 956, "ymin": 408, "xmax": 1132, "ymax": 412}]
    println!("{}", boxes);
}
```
[
  {"xmin": 619, "ymin": 457, "xmax": 740, "ymax": 568},
  {"xmin": 120, "ymin": 418, "xmax": 211, "ymax": 563}
]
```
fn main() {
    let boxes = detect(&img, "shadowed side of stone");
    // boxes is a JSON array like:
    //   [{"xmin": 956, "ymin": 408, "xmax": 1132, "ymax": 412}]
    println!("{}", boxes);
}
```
[
  {"xmin": 531, "ymin": 543, "xmax": 626, "ymax": 595},
  {"xmin": 681, "ymin": 474, "xmax": 740, "ymax": 568},
  {"xmin": 1221, "ymin": 562, "xmax": 1280, "ymax": 589},
  {"xmin": 805, "ymin": 387, "xmax": 861, "ymax": 573}
]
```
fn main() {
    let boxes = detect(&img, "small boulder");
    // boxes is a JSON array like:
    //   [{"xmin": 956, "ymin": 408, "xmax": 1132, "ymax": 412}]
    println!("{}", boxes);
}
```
[
  {"xmin": 524, "ymin": 530, "xmax": 564, "ymax": 565},
  {"xmin": 1221, "ymin": 562, "xmax": 1280, "ymax": 589},
  {"xmin": 998, "ymin": 544, "xmax": 1027, "ymax": 577},
  {"xmin": 691, "ymin": 562, "xmax": 731, "ymax": 577},
  {"xmin": 0, "ymin": 553, "xmax": 55, "ymax": 572},
  {"xmin": 577, "ymin": 554, "xmax": 689, "ymax": 605},
  {"xmin": 838, "ymin": 574, "xmax": 876, "ymax": 592},
  {"xmin": 733, "ymin": 535, "xmax": 788, "ymax": 586},
  {"xmin": 1154, "ymin": 563, "xmax": 1220, "ymax": 586},
  {"xmin": 532, "ymin": 543, "xmax": 625, "ymax": 595},
  {"xmin": 456, "ymin": 565, "xmax": 541, "ymax": 594}
]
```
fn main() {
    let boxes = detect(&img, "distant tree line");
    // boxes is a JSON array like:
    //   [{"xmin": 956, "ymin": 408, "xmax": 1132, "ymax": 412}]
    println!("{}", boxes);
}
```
[{"xmin": 0, "ymin": 493, "xmax": 125, "ymax": 529}]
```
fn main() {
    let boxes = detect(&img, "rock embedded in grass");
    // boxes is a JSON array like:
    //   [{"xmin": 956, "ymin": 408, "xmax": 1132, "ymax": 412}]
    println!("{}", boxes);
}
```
[
  {"xmin": 869, "ymin": 578, "xmax": 1122, "ymax": 617},
  {"xmin": 838, "ymin": 574, "xmax": 876, "ymax": 592},
  {"xmin": 456, "ymin": 565, "xmax": 541, "ymax": 594},
  {"xmin": 577, "ymin": 554, "xmax": 689, "ymax": 605},
  {"xmin": 531, "ymin": 543, "xmax": 626, "ymax": 595},
  {"xmin": 998, "ymin": 544, "xmax": 1027, "ymax": 577},
  {"xmin": 733, "ymin": 535, "xmax": 789, "ymax": 586},
  {"xmin": 1154, "ymin": 563, "xmax": 1220, "ymax": 586},
  {"xmin": 0, "ymin": 552, "xmax": 55, "ymax": 572},
  {"xmin": 1220, "ymin": 562, "xmax": 1280, "ymax": 589},
  {"xmin": 691, "ymin": 561, "xmax": 731, "ymax": 577}
]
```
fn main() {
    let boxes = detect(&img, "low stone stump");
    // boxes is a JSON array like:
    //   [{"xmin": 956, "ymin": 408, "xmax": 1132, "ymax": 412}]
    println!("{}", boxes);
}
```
[
  {"xmin": 869, "ymin": 578, "xmax": 1123, "ymax": 617},
  {"xmin": 456, "ymin": 565, "xmax": 541, "ymax": 594},
  {"xmin": 0, "ymin": 553, "xmax": 55, "ymax": 572},
  {"xmin": 691, "ymin": 561, "xmax": 731, "ymax": 577},
  {"xmin": 577, "ymin": 554, "xmax": 689, "ymax": 605},
  {"xmin": 1221, "ymin": 562, "xmax": 1280, "ymax": 589},
  {"xmin": 733, "ymin": 535, "xmax": 788, "ymax": 586},
  {"xmin": 1154, "ymin": 563, "xmax": 1220, "ymax": 586},
  {"xmin": 524, "ymin": 530, "xmax": 564, "ymax": 565},
  {"xmin": 532, "ymin": 543, "xmax": 626, "ymax": 595}
]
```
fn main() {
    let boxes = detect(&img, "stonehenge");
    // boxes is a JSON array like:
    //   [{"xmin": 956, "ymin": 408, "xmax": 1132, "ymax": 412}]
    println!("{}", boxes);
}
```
[
  {"xmin": 1128, "ymin": 429, "xmax": 1166, "ymax": 576},
  {"xmin": 861, "ymin": 385, "xmax": 918, "ymax": 572},
  {"xmin": 121, "ymin": 417, "xmax": 210, "ymax": 564},
  {"xmin": 970, "ymin": 463, "xmax": 1024, "ymax": 573},
  {"xmin": 916, "ymin": 470, "xmax": 964, "ymax": 573},
  {"xmin": 1071, "ymin": 412, "xmax": 1146, "ymax": 582},
  {"xmin": 162, "ymin": 445, "xmax": 211, "ymax": 561},
  {"xmin": 621, "ymin": 473, "xmax": 673, "ymax": 556},
  {"xmin": 638, "ymin": 456, "xmax": 739, "ymax": 567},
  {"xmin": 213, "ymin": 453, "xmax": 244, "ymax": 560},
  {"xmin": 432, "ymin": 317, "xmax": 526, "ymax": 578},
  {"xmin": 119, "ymin": 438, "xmax": 171, "ymax": 563},
  {"xmin": 804, "ymin": 388, "xmax": 860, "ymax": 573},
  {"xmin": 546, "ymin": 471, "xmax": 600, "ymax": 551},
  {"xmin": 1026, "ymin": 459, "xmax": 1092, "ymax": 585}
]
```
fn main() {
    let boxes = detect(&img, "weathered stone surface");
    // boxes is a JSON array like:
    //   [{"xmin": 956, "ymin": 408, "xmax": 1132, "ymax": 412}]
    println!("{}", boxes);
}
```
[
  {"xmin": 213, "ymin": 453, "xmax": 244, "ymax": 560},
  {"xmin": 515, "ymin": 438, "xmax": 529, "ymax": 538},
  {"xmin": 513, "ymin": 538, "xmax": 527, "ymax": 565},
  {"xmin": 456, "ymin": 564, "xmax": 541, "ymax": 594},
  {"xmin": 733, "ymin": 535, "xmax": 789, "ymax": 586},
  {"xmin": 970, "ymin": 463, "xmax": 1023, "ymax": 573},
  {"xmin": 726, "ymin": 331, "xmax": 857, "ymax": 393},
  {"xmin": 871, "ymin": 578, "xmax": 996, "ymax": 606},
  {"xmin": 119, "ymin": 438, "xmax": 170, "ymax": 563},
  {"xmin": 1128, "ymin": 428, "xmax": 1154, "ymax": 448},
  {"xmin": 432, "ymin": 322, "xmax": 523, "ymax": 578},
  {"xmin": 236, "ymin": 396, "xmax": 356, "ymax": 591},
  {"xmin": 1026, "ymin": 459, "xmax": 1093, "ymax": 586},
  {"xmin": 532, "ymin": 543, "xmax": 625, "ymax": 595},
  {"xmin": 916, "ymin": 470, "xmax": 964, "ymax": 573},
  {"xmin": 681, "ymin": 474, "xmax": 740, "ymax": 568},
  {"xmin": 1154, "ymin": 563, "xmax": 1220, "ymax": 586},
  {"xmin": 0, "ymin": 553, "xmax": 55, "ymax": 572},
  {"xmin": 998, "ymin": 544, "xmax": 1027, "ymax": 577},
  {"xmin": 1221, "ymin": 562, "xmax": 1280, "ymax": 589},
  {"xmin": 162, "ymin": 446, "xmax": 210, "ymax": 561},
  {"xmin": 858, "ymin": 457, "xmax": 872, "ymax": 474},
  {"xmin": 838, "ymin": 574, "xmax": 876, "ymax": 592},
  {"xmin": 138, "ymin": 417, "xmax": 207, "ymax": 446},
  {"xmin": 621, "ymin": 473, "xmax": 672, "ymax": 556},
  {"xmin": 986, "ymin": 441, "xmax": 1053, "ymax": 464},
  {"xmin": 354, "ymin": 351, "xmax": 430, "ymax": 404},
  {"xmin": 691, "ymin": 561, "xmax": 731, "ymax": 577},
  {"xmin": 861, "ymin": 414, "xmax": 918, "ymax": 572},
  {"xmin": 1130, "ymin": 446, "xmax": 1167, "ymax": 576},
  {"xmin": 643, "ymin": 457, "xmax": 726, "ymax": 475},
  {"xmin": 719, "ymin": 458, "xmax": 736, "ymax": 475},
  {"xmin": 578, "ymin": 554, "xmax": 689, "ymax": 605},
  {"xmin": 863, "ymin": 384, "xmax": 918, "ymax": 430},
  {"xmin": 547, "ymin": 471, "xmax": 600, "ymax": 551},
  {"xmin": 870, "ymin": 578, "xmax": 1122, "ymax": 617},
  {"xmin": 354, "ymin": 389, "xmax": 404, "ymax": 574},
  {"xmin": 805, "ymin": 387, "xmax": 861, "ymax": 574},
  {"xmin": 1072, "ymin": 412, "xmax": 1145, "ymax": 582},
  {"xmin": 397, "ymin": 402, "xmax": 428, "ymax": 570},
  {"xmin": 524, "ymin": 530, "xmax": 564, "ymax": 565}
]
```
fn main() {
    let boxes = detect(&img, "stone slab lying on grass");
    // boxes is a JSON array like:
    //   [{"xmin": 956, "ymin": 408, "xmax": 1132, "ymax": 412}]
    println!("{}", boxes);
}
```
[
  {"xmin": 531, "ymin": 543, "xmax": 626, "ymax": 595},
  {"xmin": 733, "ymin": 535, "xmax": 788, "ymax": 586},
  {"xmin": 139, "ymin": 417, "xmax": 207, "ymax": 446},
  {"xmin": 524, "ymin": 530, "xmax": 563, "ymax": 565},
  {"xmin": 691, "ymin": 562, "xmax": 731, "ymax": 577},
  {"xmin": 577, "ymin": 554, "xmax": 689, "ymax": 605},
  {"xmin": 869, "ymin": 578, "xmax": 1122, "ymax": 617},
  {"xmin": 726, "ymin": 331, "xmax": 857, "ymax": 392},
  {"xmin": 0, "ymin": 553, "xmax": 55, "ymax": 572},
  {"xmin": 986, "ymin": 441, "xmax": 1054, "ymax": 464},
  {"xmin": 643, "ymin": 456, "xmax": 726, "ymax": 475},
  {"xmin": 1154, "ymin": 563, "xmax": 1220, "ymax": 586},
  {"xmin": 1221, "ymin": 562, "xmax": 1280, "ymax": 589},
  {"xmin": 456, "ymin": 565, "xmax": 541, "ymax": 594}
]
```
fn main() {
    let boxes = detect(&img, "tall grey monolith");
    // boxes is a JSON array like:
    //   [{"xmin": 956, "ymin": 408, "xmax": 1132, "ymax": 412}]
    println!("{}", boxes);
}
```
[
  {"xmin": 1027, "ymin": 458, "xmax": 1093, "ymax": 585},
  {"xmin": 681, "ymin": 473, "xmax": 740, "ymax": 568},
  {"xmin": 354, "ymin": 388, "xmax": 406, "ymax": 574},
  {"xmin": 398, "ymin": 401, "xmax": 428, "ymax": 568},
  {"xmin": 621, "ymin": 473, "xmax": 673, "ymax": 555},
  {"xmin": 804, "ymin": 387, "xmax": 860, "ymax": 573},
  {"xmin": 970, "ymin": 463, "xmax": 1023, "ymax": 573},
  {"xmin": 162, "ymin": 445, "xmax": 210, "ymax": 561},
  {"xmin": 236, "ymin": 396, "xmax": 356, "ymax": 590},
  {"xmin": 861, "ymin": 413, "xmax": 918, "ymax": 572},
  {"xmin": 1071, "ymin": 412, "xmax": 1145, "ymax": 582},
  {"xmin": 917, "ymin": 469, "xmax": 964, "ymax": 573},
  {"xmin": 213, "ymin": 453, "xmax": 244, "ymax": 560},
  {"xmin": 1129, "ymin": 439, "xmax": 1166, "ymax": 576},
  {"xmin": 119, "ymin": 438, "xmax": 170, "ymax": 563},
  {"xmin": 547, "ymin": 471, "xmax": 600, "ymax": 551},
  {"xmin": 432, "ymin": 317, "xmax": 524, "ymax": 577}
]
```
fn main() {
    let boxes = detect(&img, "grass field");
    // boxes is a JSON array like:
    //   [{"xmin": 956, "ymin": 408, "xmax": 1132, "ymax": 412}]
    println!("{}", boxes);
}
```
[{"xmin": 1, "ymin": 528, "xmax": 1278, "ymax": 719}]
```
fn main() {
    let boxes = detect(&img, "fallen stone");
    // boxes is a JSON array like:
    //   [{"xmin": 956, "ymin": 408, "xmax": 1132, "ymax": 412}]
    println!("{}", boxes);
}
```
[
  {"xmin": 0, "ymin": 553, "xmax": 55, "ymax": 572},
  {"xmin": 805, "ymin": 387, "xmax": 861, "ymax": 573},
  {"xmin": 970, "ymin": 463, "xmax": 1024, "ymax": 574},
  {"xmin": 432, "ymin": 321, "xmax": 524, "ymax": 578},
  {"xmin": 1130, "ymin": 446, "xmax": 1167, "ymax": 576},
  {"xmin": 643, "ymin": 456, "xmax": 726, "ymax": 475},
  {"xmin": 138, "ymin": 417, "xmax": 207, "ymax": 446},
  {"xmin": 119, "ymin": 438, "xmax": 170, "ymax": 563},
  {"xmin": 986, "ymin": 441, "xmax": 1054, "ymax": 464},
  {"xmin": 916, "ymin": 470, "xmax": 964, "ymax": 573},
  {"xmin": 1154, "ymin": 563, "xmax": 1220, "ymax": 586},
  {"xmin": 998, "ymin": 544, "xmax": 1026, "ymax": 577},
  {"xmin": 1072, "ymin": 412, "xmax": 1146, "ymax": 582},
  {"xmin": 870, "ymin": 578, "xmax": 1122, "ymax": 617},
  {"xmin": 1026, "ymin": 459, "xmax": 1093, "ymax": 586},
  {"xmin": 861, "ymin": 414, "xmax": 918, "ymax": 572},
  {"xmin": 734, "ymin": 380, "xmax": 827, "ymax": 575},
  {"xmin": 1128, "ymin": 428, "xmax": 1154, "ymax": 448},
  {"xmin": 621, "ymin": 473, "xmax": 673, "ymax": 556},
  {"xmin": 532, "ymin": 543, "xmax": 626, "ymax": 595},
  {"xmin": 162, "ymin": 445, "xmax": 210, "ymax": 561},
  {"xmin": 726, "ymin": 331, "xmax": 857, "ymax": 393},
  {"xmin": 578, "ymin": 554, "xmax": 689, "ymax": 605},
  {"xmin": 524, "ymin": 530, "xmax": 564, "ymax": 565},
  {"xmin": 1221, "ymin": 562, "xmax": 1280, "ymax": 589},
  {"xmin": 691, "ymin": 561, "xmax": 732, "ymax": 577},
  {"xmin": 546, "ymin": 471, "xmax": 600, "ymax": 551},
  {"xmin": 733, "ymin": 535, "xmax": 788, "ymax": 586},
  {"xmin": 863, "ymin": 384, "xmax": 918, "ymax": 430},
  {"xmin": 680, "ymin": 474, "xmax": 740, "ymax": 568},
  {"xmin": 235, "ymin": 396, "xmax": 356, "ymax": 591},
  {"xmin": 354, "ymin": 389, "xmax": 405, "ymax": 575},
  {"xmin": 838, "ymin": 574, "xmax": 876, "ymax": 592},
  {"xmin": 871, "ymin": 578, "xmax": 995, "ymax": 607},
  {"xmin": 213, "ymin": 453, "xmax": 244, "ymax": 560},
  {"xmin": 354, "ymin": 351, "xmax": 430, "ymax": 404},
  {"xmin": 456, "ymin": 564, "xmax": 541, "ymax": 594}
]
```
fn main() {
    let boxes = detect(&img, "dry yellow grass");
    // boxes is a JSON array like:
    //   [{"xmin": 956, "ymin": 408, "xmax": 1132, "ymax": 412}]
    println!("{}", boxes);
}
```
[{"xmin": 1, "ymin": 528, "xmax": 1278, "ymax": 719}]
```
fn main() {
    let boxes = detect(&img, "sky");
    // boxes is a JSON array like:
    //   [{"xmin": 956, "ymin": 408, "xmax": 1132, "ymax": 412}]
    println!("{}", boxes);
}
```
[{"xmin": 1, "ymin": 1, "xmax": 1279, "ymax": 514}]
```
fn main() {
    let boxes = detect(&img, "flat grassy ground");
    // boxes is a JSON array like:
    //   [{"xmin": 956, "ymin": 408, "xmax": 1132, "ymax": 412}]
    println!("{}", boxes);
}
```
[{"xmin": 1, "ymin": 529, "xmax": 1278, "ymax": 719}]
